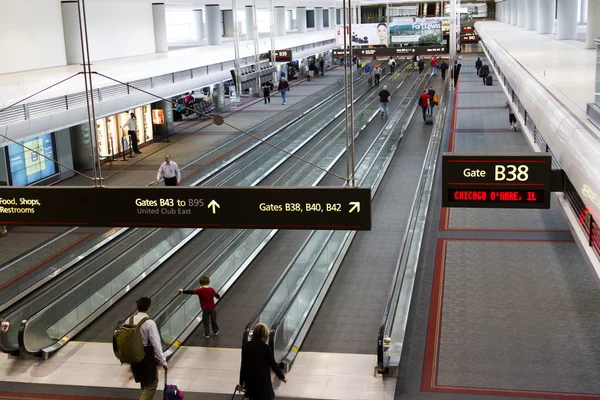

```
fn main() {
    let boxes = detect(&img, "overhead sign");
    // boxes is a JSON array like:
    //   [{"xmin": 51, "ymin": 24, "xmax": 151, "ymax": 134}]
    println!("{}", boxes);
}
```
[
  {"xmin": 332, "ymin": 45, "xmax": 447, "ymax": 58},
  {"xmin": 274, "ymin": 49, "xmax": 293, "ymax": 62},
  {"xmin": 442, "ymin": 153, "xmax": 553, "ymax": 209},
  {"xmin": 0, "ymin": 187, "xmax": 372, "ymax": 230}
]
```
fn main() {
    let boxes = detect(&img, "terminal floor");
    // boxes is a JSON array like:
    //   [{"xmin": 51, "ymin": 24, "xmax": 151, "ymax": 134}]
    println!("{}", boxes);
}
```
[
  {"xmin": 394, "ymin": 55, "xmax": 600, "ymax": 400},
  {"xmin": 0, "ymin": 67, "xmax": 342, "ymax": 267}
]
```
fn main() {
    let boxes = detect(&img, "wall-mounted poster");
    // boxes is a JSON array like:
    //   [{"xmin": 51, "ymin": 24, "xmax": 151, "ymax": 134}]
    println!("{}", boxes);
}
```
[
  {"xmin": 389, "ymin": 19, "xmax": 442, "ymax": 45},
  {"xmin": 336, "ymin": 23, "xmax": 388, "ymax": 46}
]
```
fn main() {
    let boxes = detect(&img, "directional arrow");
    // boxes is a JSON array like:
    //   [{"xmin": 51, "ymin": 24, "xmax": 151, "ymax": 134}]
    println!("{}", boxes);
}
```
[
  {"xmin": 208, "ymin": 200, "xmax": 220, "ymax": 214},
  {"xmin": 349, "ymin": 202, "xmax": 360, "ymax": 214}
]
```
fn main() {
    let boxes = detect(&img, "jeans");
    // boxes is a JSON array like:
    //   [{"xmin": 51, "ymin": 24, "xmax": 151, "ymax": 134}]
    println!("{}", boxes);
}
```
[
  {"xmin": 281, "ymin": 90, "xmax": 287, "ymax": 103},
  {"xmin": 430, "ymin": 66, "xmax": 438, "ymax": 75},
  {"xmin": 421, "ymin": 106, "xmax": 429, "ymax": 121},
  {"xmin": 202, "ymin": 308, "xmax": 219, "ymax": 335},
  {"xmin": 380, "ymin": 102, "xmax": 389, "ymax": 117}
]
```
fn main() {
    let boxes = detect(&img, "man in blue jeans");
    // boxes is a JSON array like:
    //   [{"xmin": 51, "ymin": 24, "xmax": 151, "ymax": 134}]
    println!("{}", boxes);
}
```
[
  {"xmin": 378, "ymin": 85, "xmax": 391, "ymax": 118},
  {"xmin": 278, "ymin": 77, "xmax": 290, "ymax": 105}
]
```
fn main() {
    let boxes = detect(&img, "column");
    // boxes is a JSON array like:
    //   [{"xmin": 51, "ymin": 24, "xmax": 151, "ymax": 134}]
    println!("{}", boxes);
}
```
[
  {"xmin": 511, "ymin": 0, "xmax": 518, "ymax": 25},
  {"xmin": 329, "ymin": 8, "xmax": 335, "ymax": 29},
  {"xmin": 315, "ymin": 7, "xmax": 323, "ymax": 31},
  {"xmin": 556, "ymin": 0, "xmax": 578, "ymax": 39},
  {"xmin": 245, "ymin": 6, "xmax": 253, "ymax": 39},
  {"xmin": 580, "ymin": 0, "xmax": 588, "ymax": 23},
  {"xmin": 537, "ymin": 0, "xmax": 555, "ymax": 33},
  {"xmin": 152, "ymin": 3, "xmax": 168, "ymax": 53},
  {"xmin": 505, "ymin": 0, "xmax": 512, "ymax": 24},
  {"xmin": 223, "ymin": 9, "xmax": 234, "ymax": 37},
  {"xmin": 297, "ymin": 7, "xmax": 307, "ymax": 33},
  {"xmin": 285, "ymin": 9, "xmax": 293, "ymax": 31},
  {"xmin": 206, "ymin": 4, "xmax": 222, "ymax": 45},
  {"xmin": 61, "ymin": 1, "xmax": 83, "ymax": 65},
  {"xmin": 526, "ymin": 0, "xmax": 537, "ymax": 30},
  {"xmin": 586, "ymin": 0, "xmax": 600, "ymax": 48},
  {"xmin": 517, "ymin": 0, "xmax": 526, "ymax": 28},
  {"xmin": 193, "ymin": 9, "xmax": 204, "ymax": 41},
  {"xmin": 274, "ymin": 6, "xmax": 286, "ymax": 36}
]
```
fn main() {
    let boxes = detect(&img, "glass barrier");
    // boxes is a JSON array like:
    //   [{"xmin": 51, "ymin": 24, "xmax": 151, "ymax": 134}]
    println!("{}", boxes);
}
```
[{"xmin": 21, "ymin": 228, "xmax": 194, "ymax": 353}]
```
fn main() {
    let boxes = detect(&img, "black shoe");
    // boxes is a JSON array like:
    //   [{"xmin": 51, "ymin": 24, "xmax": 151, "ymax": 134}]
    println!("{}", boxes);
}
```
[{"xmin": 135, "ymin": 151, "xmax": 142, "ymax": 154}]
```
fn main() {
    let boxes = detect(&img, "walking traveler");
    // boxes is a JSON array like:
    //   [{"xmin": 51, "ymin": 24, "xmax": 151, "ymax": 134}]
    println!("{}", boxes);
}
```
[
  {"xmin": 374, "ymin": 65, "xmax": 382, "ymax": 87},
  {"xmin": 430, "ymin": 57, "xmax": 439, "ymax": 76},
  {"xmin": 388, "ymin": 58, "xmax": 396, "ymax": 74},
  {"xmin": 156, "ymin": 154, "xmax": 180, "ymax": 186},
  {"xmin": 505, "ymin": 101, "xmax": 518, "ymax": 131},
  {"xmin": 453, "ymin": 57, "xmax": 462, "ymax": 88},
  {"xmin": 475, "ymin": 57, "xmax": 483, "ymax": 75},
  {"xmin": 278, "ymin": 77, "xmax": 289, "ymax": 105},
  {"xmin": 239, "ymin": 323, "xmax": 287, "ymax": 400},
  {"xmin": 319, "ymin": 58, "xmax": 325, "ymax": 75},
  {"xmin": 261, "ymin": 81, "xmax": 271, "ymax": 104},
  {"xmin": 417, "ymin": 58, "xmax": 425, "ymax": 74},
  {"xmin": 378, "ymin": 85, "xmax": 391, "ymax": 118},
  {"xmin": 440, "ymin": 60, "xmax": 449, "ymax": 80},
  {"xmin": 427, "ymin": 86, "xmax": 438, "ymax": 113},
  {"xmin": 479, "ymin": 64, "xmax": 490, "ymax": 85},
  {"xmin": 121, "ymin": 113, "xmax": 142, "ymax": 154},
  {"xmin": 118, "ymin": 297, "xmax": 167, "ymax": 400},
  {"xmin": 419, "ymin": 89, "xmax": 431, "ymax": 122},
  {"xmin": 179, "ymin": 276, "xmax": 220, "ymax": 339},
  {"xmin": 412, "ymin": 54, "xmax": 419, "ymax": 69}
]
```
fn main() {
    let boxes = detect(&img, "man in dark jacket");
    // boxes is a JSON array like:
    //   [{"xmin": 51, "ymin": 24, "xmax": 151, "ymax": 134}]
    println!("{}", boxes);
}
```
[
  {"xmin": 479, "ymin": 64, "xmax": 490, "ymax": 85},
  {"xmin": 417, "ymin": 58, "xmax": 425, "ymax": 74},
  {"xmin": 440, "ymin": 60, "xmax": 449, "ymax": 80},
  {"xmin": 240, "ymin": 323, "xmax": 286, "ymax": 400},
  {"xmin": 475, "ymin": 57, "xmax": 483, "ymax": 75}
]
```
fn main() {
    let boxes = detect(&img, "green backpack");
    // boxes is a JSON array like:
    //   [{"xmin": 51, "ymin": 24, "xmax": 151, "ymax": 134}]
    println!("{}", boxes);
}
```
[{"xmin": 114, "ymin": 317, "xmax": 148, "ymax": 364}]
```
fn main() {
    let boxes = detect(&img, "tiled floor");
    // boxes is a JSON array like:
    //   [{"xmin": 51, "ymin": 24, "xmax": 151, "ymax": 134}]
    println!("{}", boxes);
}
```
[{"xmin": 0, "ymin": 343, "xmax": 395, "ymax": 400}]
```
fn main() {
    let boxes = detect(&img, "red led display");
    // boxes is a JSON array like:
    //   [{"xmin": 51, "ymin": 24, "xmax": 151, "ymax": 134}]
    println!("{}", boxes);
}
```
[{"xmin": 448, "ymin": 189, "xmax": 545, "ymax": 203}]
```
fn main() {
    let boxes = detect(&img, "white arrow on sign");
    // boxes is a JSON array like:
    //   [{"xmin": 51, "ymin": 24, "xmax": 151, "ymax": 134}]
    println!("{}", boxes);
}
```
[
  {"xmin": 208, "ymin": 200, "xmax": 220, "ymax": 214},
  {"xmin": 349, "ymin": 202, "xmax": 361, "ymax": 213}
]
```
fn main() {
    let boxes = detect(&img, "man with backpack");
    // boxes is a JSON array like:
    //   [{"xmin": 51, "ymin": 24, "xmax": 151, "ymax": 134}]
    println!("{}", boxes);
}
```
[
  {"xmin": 440, "ymin": 60, "xmax": 449, "ymax": 80},
  {"xmin": 115, "ymin": 297, "xmax": 167, "ymax": 400},
  {"xmin": 479, "ymin": 64, "xmax": 490, "ymax": 85},
  {"xmin": 427, "ymin": 86, "xmax": 439, "ymax": 114}
]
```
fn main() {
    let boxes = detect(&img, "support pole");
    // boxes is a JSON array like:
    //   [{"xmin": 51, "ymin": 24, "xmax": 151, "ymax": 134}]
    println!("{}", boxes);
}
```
[
  {"xmin": 348, "ymin": 0, "xmax": 356, "ymax": 187},
  {"xmin": 252, "ymin": 0, "xmax": 261, "ymax": 96},
  {"xmin": 232, "ymin": 0, "xmax": 242, "ymax": 102}
]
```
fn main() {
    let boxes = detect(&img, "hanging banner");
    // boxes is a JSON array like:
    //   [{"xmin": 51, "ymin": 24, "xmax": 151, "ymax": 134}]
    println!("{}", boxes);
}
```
[
  {"xmin": 336, "ymin": 23, "xmax": 389, "ymax": 47},
  {"xmin": 389, "ymin": 19, "xmax": 443, "ymax": 45}
]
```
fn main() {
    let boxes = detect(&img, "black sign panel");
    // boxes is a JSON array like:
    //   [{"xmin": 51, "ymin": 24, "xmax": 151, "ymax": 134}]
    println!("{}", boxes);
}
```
[
  {"xmin": 274, "ymin": 49, "xmax": 293, "ymax": 62},
  {"xmin": 0, "ymin": 187, "xmax": 371, "ymax": 230},
  {"xmin": 442, "ymin": 153, "xmax": 553, "ymax": 209},
  {"xmin": 332, "ymin": 44, "xmax": 448, "ymax": 58}
]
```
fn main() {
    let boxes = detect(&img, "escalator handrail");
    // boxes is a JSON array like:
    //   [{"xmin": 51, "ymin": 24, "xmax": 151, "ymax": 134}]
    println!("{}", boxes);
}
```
[{"xmin": 376, "ymin": 78, "xmax": 450, "ymax": 372}]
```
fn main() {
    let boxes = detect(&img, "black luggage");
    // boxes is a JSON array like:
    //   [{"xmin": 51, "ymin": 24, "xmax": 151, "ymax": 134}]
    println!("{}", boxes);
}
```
[
  {"xmin": 486, "ymin": 75, "xmax": 493, "ymax": 86},
  {"xmin": 231, "ymin": 385, "xmax": 247, "ymax": 399},
  {"xmin": 173, "ymin": 110, "xmax": 182, "ymax": 121},
  {"xmin": 425, "ymin": 113, "xmax": 433, "ymax": 125}
]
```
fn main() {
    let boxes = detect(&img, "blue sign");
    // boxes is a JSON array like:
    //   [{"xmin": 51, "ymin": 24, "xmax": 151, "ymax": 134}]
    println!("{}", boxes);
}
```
[{"xmin": 7, "ymin": 133, "xmax": 57, "ymax": 186}]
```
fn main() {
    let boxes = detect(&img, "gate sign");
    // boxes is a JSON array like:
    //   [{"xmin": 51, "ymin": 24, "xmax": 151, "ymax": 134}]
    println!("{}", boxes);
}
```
[
  {"xmin": 0, "ymin": 187, "xmax": 372, "ymax": 230},
  {"xmin": 442, "ymin": 153, "xmax": 553, "ymax": 209},
  {"xmin": 274, "ymin": 50, "xmax": 293, "ymax": 62},
  {"xmin": 332, "ymin": 45, "xmax": 448, "ymax": 58}
]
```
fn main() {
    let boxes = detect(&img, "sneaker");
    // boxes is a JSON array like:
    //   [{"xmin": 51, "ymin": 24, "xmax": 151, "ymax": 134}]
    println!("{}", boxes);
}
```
[
  {"xmin": 204, "ymin": 334, "xmax": 210, "ymax": 339},
  {"xmin": 381, "ymin": 112, "xmax": 384, "ymax": 117},
  {"xmin": 214, "ymin": 331, "xmax": 220, "ymax": 336}
]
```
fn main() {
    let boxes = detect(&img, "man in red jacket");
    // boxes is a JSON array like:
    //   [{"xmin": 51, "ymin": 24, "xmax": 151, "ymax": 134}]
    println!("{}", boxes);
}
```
[{"xmin": 430, "ymin": 57, "xmax": 439, "ymax": 76}]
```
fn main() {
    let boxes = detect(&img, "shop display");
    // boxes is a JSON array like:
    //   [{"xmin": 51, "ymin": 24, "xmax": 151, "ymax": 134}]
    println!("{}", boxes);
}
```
[{"xmin": 7, "ymin": 133, "xmax": 57, "ymax": 186}]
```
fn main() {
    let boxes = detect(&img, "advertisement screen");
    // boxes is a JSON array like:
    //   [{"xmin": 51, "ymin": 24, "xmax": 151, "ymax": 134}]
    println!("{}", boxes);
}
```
[
  {"xmin": 7, "ymin": 133, "xmax": 57, "ymax": 186},
  {"xmin": 336, "ymin": 23, "xmax": 389, "ymax": 46},
  {"xmin": 389, "ymin": 19, "xmax": 443, "ymax": 45}
]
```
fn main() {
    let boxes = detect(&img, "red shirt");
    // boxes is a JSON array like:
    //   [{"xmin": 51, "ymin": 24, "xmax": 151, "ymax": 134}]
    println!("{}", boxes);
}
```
[
  {"xmin": 430, "ymin": 59, "xmax": 438, "ymax": 67},
  {"xmin": 420, "ymin": 93, "xmax": 430, "ymax": 107},
  {"xmin": 190, "ymin": 287, "xmax": 220, "ymax": 309}
]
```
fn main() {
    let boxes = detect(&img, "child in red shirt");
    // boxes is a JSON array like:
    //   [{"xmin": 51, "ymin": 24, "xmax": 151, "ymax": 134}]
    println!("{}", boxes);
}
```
[{"xmin": 179, "ymin": 276, "xmax": 221, "ymax": 338}]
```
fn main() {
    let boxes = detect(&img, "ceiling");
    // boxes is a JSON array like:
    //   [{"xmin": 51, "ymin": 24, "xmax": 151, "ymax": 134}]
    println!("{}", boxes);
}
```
[{"xmin": 164, "ymin": 0, "xmax": 453, "ymax": 9}]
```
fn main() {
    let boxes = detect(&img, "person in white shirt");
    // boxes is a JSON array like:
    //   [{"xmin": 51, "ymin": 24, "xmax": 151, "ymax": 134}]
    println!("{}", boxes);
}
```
[
  {"xmin": 388, "ymin": 57, "xmax": 396, "ymax": 74},
  {"xmin": 155, "ymin": 154, "xmax": 181, "ymax": 186},
  {"xmin": 121, "ymin": 113, "xmax": 142, "ymax": 154},
  {"xmin": 130, "ymin": 297, "xmax": 167, "ymax": 400}
]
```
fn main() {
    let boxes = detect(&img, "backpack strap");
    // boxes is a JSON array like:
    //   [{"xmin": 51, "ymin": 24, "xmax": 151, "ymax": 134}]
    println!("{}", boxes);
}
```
[
  {"xmin": 129, "ymin": 317, "xmax": 134, "ymax": 325},
  {"xmin": 136, "ymin": 317, "xmax": 149, "ymax": 328}
]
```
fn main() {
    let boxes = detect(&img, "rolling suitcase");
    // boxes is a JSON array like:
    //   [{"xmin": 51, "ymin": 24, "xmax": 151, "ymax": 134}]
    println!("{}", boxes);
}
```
[
  {"xmin": 425, "ymin": 113, "xmax": 434, "ymax": 125},
  {"xmin": 163, "ymin": 371, "xmax": 184, "ymax": 400},
  {"xmin": 486, "ymin": 75, "xmax": 493, "ymax": 86},
  {"xmin": 231, "ymin": 384, "xmax": 247, "ymax": 399}
]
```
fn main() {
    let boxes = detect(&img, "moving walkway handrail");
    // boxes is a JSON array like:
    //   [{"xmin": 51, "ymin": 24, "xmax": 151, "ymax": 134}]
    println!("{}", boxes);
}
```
[{"xmin": 376, "ymin": 79, "xmax": 450, "ymax": 373}]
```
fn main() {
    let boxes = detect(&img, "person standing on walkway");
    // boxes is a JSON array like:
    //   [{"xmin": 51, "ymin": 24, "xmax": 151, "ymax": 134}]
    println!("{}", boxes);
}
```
[
  {"xmin": 155, "ymin": 154, "xmax": 180, "ymax": 186},
  {"xmin": 261, "ymin": 81, "xmax": 271, "ymax": 104},
  {"xmin": 430, "ymin": 57, "xmax": 439, "ymax": 76},
  {"xmin": 319, "ymin": 58, "xmax": 325, "ymax": 75},
  {"xmin": 479, "ymin": 64, "xmax": 490, "ymax": 85},
  {"xmin": 440, "ymin": 60, "xmax": 449, "ymax": 80},
  {"xmin": 122, "ymin": 113, "xmax": 142, "ymax": 154},
  {"xmin": 388, "ymin": 58, "xmax": 396, "ymax": 74},
  {"xmin": 419, "ymin": 89, "xmax": 431, "ymax": 122},
  {"xmin": 239, "ymin": 323, "xmax": 287, "ymax": 400},
  {"xmin": 128, "ymin": 297, "xmax": 168, "ymax": 400},
  {"xmin": 378, "ymin": 85, "xmax": 391, "ymax": 118},
  {"xmin": 418, "ymin": 58, "xmax": 425, "ymax": 74},
  {"xmin": 412, "ymin": 54, "xmax": 419, "ymax": 70},
  {"xmin": 179, "ymin": 276, "xmax": 220, "ymax": 339},
  {"xmin": 505, "ymin": 101, "xmax": 518, "ymax": 131},
  {"xmin": 278, "ymin": 77, "xmax": 289, "ymax": 105},
  {"xmin": 475, "ymin": 57, "xmax": 483, "ymax": 76},
  {"xmin": 427, "ymin": 86, "xmax": 438, "ymax": 114},
  {"xmin": 374, "ymin": 65, "xmax": 382, "ymax": 87}
]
